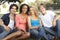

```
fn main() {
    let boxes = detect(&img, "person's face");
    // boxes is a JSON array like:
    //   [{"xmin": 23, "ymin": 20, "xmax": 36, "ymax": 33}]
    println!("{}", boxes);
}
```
[
  {"xmin": 22, "ymin": 5, "xmax": 28, "ymax": 14},
  {"xmin": 39, "ymin": 5, "xmax": 46, "ymax": 15},
  {"xmin": 10, "ymin": 6, "xmax": 17, "ymax": 14},
  {"xmin": 30, "ymin": 7, "xmax": 35, "ymax": 15}
]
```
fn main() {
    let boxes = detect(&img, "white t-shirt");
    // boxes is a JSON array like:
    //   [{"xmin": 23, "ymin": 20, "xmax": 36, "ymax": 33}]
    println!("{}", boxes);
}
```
[
  {"xmin": 8, "ymin": 19, "xmax": 14, "ymax": 30},
  {"xmin": 39, "ymin": 10, "xmax": 55, "ymax": 27}
]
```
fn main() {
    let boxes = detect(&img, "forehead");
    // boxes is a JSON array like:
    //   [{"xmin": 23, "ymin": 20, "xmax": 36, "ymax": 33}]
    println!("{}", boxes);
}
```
[
  {"xmin": 22, "ymin": 5, "xmax": 27, "ymax": 8},
  {"xmin": 30, "ymin": 7, "xmax": 33, "ymax": 9},
  {"xmin": 12, "ymin": 6, "xmax": 16, "ymax": 8},
  {"xmin": 40, "ymin": 5, "xmax": 45, "ymax": 8}
]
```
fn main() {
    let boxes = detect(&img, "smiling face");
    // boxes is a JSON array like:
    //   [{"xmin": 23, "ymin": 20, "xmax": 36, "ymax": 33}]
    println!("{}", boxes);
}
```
[
  {"xmin": 30, "ymin": 7, "xmax": 35, "ymax": 15},
  {"xmin": 22, "ymin": 5, "xmax": 28, "ymax": 14},
  {"xmin": 10, "ymin": 6, "xmax": 17, "ymax": 14},
  {"xmin": 39, "ymin": 5, "xmax": 46, "ymax": 15}
]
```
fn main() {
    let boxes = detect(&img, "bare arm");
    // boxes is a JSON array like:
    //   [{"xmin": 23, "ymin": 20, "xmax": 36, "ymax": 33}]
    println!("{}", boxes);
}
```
[
  {"xmin": 52, "ymin": 14, "xmax": 60, "ymax": 27},
  {"xmin": 40, "ymin": 18, "xmax": 42, "ymax": 27}
]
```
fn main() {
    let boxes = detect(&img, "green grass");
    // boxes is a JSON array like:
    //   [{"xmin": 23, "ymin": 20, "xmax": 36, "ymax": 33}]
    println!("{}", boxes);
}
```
[{"xmin": 0, "ymin": 14, "xmax": 3, "ymax": 18}]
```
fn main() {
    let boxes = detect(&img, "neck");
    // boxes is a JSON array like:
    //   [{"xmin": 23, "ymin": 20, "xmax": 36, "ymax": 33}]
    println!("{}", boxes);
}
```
[
  {"xmin": 10, "ymin": 13, "xmax": 14, "ymax": 16},
  {"xmin": 31, "ymin": 12, "xmax": 36, "ymax": 17},
  {"xmin": 42, "ymin": 11, "xmax": 46, "ymax": 15},
  {"xmin": 31, "ymin": 14, "xmax": 35, "ymax": 17},
  {"xmin": 21, "ymin": 13, "xmax": 26, "ymax": 16}
]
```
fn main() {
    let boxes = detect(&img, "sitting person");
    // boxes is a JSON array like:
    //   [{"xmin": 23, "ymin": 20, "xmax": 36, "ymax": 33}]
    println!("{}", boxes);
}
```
[
  {"xmin": 0, "ymin": 4, "xmax": 18, "ymax": 40},
  {"xmin": 38, "ymin": 3, "xmax": 60, "ymax": 40},
  {"xmin": 28, "ymin": 6, "xmax": 48, "ymax": 40}
]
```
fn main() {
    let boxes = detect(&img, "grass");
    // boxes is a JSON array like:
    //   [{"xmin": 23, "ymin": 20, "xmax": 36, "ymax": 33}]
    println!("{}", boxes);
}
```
[{"xmin": 0, "ymin": 14, "xmax": 3, "ymax": 18}]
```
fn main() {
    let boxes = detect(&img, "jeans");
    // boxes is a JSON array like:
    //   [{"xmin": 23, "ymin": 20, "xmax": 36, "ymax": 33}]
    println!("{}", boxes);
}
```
[
  {"xmin": 56, "ymin": 20, "xmax": 60, "ymax": 37},
  {"xmin": 29, "ymin": 29, "xmax": 39, "ymax": 38},
  {"xmin": 44, "ymin": 27, "xmax": 56, "ymax": 40},
  {"xmin": 44, "ymin": 20, "xmax": 60, "ymax": 39},
  {"xmin": 0, "ymin": 26, "xmax": 17, "ymax": 40},
  {"xmin": 29, "ymin": 27, "xmax": 48, "ymax": 40},
  {"xmin": 38, "ymin": 27, "xmax": 49, "ymax": 40},
  {"xmin": 0, "ymin": 26, "xmax": 11, "ymax": 40}
]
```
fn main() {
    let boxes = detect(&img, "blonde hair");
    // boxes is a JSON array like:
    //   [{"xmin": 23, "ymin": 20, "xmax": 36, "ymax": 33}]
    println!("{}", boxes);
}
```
[{"xmin": 29, "ymin": 6, "xmax": 38, "ymax": 17}]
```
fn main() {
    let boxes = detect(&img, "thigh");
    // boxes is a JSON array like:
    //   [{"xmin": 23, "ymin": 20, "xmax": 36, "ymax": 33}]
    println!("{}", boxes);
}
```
[
  {"xmin": 0, "ymin": 30, "xmax": 10, "ymax": 39},
  {"xmin": 56, "ymin": 20, "xmax": 60, "ymax": 37},
  {"xmin": 7, "ymin": 31, "xmax": 23, "ymax": 37},
  {"xmin": 0, "ymin": 25, "xmax": 5, "ymax": 33},
  {"xmin": 24, "ymin": 32, "xmax": 30, "ymax": 36},
  {"xmin": 45, "ymin": 27, "xmax": 56, "ymax": 36}
]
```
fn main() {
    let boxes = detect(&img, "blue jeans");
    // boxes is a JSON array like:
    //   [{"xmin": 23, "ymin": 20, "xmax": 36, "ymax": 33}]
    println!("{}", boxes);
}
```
[
  {"xmin": 0, "ymin": 26, "xmax": 17, "ymax": 40},
  {"xmin": 44, "ymin": 27, "xmax": 56, "ymax": 40},
  {"xmin": 29, "ymin": 29, "xmax": 39, "ymax": 38},
  {"xmin": 0, "ymin": 26, "xmax": 11, "ymax": 40},
  {"xmin": 56, "ymin": 20, "xmax": 60, "ymax": 37},
  {"xmin": 44, "ymin": 20, "xmax": 60, "ymax": 39},
  {"xmin": 38, "ymin": 27, "xmax": 49, "ymax": 40},
  {"xmin": 29, "ymin": 27, "xmax": 48, "ymax": 40}
]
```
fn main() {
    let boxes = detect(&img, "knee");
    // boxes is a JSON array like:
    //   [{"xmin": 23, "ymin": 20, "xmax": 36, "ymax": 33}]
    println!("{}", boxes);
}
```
[
  {"xmin": 26, "ymin": 32, "xmax": 30, "ymax": 37},
  {"xmin": 2, "ymin": 39, "xmax": 6, "ymax": 40}
]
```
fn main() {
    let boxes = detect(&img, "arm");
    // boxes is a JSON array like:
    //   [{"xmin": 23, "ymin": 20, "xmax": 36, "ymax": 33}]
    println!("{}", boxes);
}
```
[
  {"xmin": 28, "ymin": 16, "xmax": 38, "ymax": 30},
  {"xmin": 0, "ymin": 19, "xmax": 10, "ymax": 32},
  {"xmin": 0, "ymin": 14, "xmax": 8, "ymax": 28},
  {"xmin": 15, "ymin": 15, "xmax": 20, "ymax": 30},
  {"xmin": 40, "ymin": 18, "xmax": 43, "ymax": 27},
  {"xmin": 52, "ymin": 14, "xmax": 59, "ymax": 27}
]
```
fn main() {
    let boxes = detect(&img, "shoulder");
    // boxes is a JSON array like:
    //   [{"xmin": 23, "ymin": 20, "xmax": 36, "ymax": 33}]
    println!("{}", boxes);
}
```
[
  {"xmin": 16, "ymin": 14, "xmax": 20, "ymax": 17},
  {"xmin": 2, "ymin": 13, "xmax": 10, "ymax": 18},
  {"xmin": 47, "ymin": 10, "xmax": 54, "ymax": 14},
  {"xmin": 28, "ymin": 16, "xmax": 31, "ymax": 20}
]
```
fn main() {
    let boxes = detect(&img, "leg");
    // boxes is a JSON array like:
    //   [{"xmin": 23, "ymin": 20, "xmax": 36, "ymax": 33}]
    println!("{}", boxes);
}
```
[
  {"xmin": 0, "ymin": 25, "xmax": 5, "ymax": 33},
  {"xmin": 45, "ymin": 27, "xmax": 56, "ymax": 36},
  {"xmin": 3, "ymin": 31, "xmax": 23, "ymax": 40},
  {"xmin": 15, "ymin": 32, "xmax": 30, "ymax": 40},
  {"xmin": 44, "ymin": 27, "xmax": 56, "ymax": 40},
  {"xmin": 38, "ymin": 27, "xmax": 49, "ymax": 40},
  {"xmin": 56, "ymin": 20, "xmax": 60, "ymax": 37},
  {"xmin": 30, "ymin": 29, "xmax": 39, "ymax": 38},
  {"xmin": 0, "ymin": 30, "xmax": 10, "ymax": 39}
]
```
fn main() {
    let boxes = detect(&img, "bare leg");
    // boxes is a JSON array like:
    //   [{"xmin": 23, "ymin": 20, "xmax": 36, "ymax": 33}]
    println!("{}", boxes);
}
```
[
  {"xmin": 3, "ymin": 31, "xmax": 24, "ymax": 40},
  {"xmin": 16, "ymin": 32, "xmax": 30, "ymax": 40}
]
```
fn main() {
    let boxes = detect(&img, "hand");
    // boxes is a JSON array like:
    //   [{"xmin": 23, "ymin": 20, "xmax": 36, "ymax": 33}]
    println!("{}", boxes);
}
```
[
  {"xmin": 54, "ymin": 15, "xmax": 60, "ymax": 20},
  {"xmin": 4, "ymin": 26, "xmax": 10, "ymax": 32},
  {"xmin": 35, "ymin": 27, "xmax": 38, "ymax": 30}
]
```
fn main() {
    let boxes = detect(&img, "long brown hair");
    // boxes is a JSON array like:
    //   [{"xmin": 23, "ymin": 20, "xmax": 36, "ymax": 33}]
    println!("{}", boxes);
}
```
[{"xmin": 29, "ymin": 6, "xmax": 38, "ymax": 17}]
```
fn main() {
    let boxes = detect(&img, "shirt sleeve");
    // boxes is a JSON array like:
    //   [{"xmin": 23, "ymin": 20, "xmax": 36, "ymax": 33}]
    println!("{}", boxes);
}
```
[{"xmin": 1, "ymin": 14, "xmax": 6, "ymax": 21}]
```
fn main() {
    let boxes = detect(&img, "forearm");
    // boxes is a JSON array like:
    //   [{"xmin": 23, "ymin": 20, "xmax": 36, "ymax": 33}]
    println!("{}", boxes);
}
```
[
  {"xmin": 2, "ymin": 24, "xmax": 6, "ymax": 28},
  {"xmin": 52, "ymin": 15, "xmax": 59, "ymax": 27},
  {"xmin": 52, "ymin": 19, "xmax": 56, "ymax": 27},
  {"xmin": 29, "ymin": 26, "xmax": 38, "ymax": 29}
]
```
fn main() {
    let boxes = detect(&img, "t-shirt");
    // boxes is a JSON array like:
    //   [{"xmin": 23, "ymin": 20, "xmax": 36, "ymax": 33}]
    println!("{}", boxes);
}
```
[
  {"xmin": 8, "ymin": 19, "xmax": 14, "ymax": 30},
  {"xmin": 39, "ymin": 10, "xmax": 55, "ymax": 27}
]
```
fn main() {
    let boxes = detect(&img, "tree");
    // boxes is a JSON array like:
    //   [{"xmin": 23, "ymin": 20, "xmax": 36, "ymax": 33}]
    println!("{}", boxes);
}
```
[{"xmin": 0, "ymin": 0, "xmax": 24, "ymax": 4}]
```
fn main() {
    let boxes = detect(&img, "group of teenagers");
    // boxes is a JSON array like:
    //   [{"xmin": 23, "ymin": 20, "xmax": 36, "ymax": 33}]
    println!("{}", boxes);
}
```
[{"xmin": 0, "ymin": 3, "xmax": 60, "ymax": 40}]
